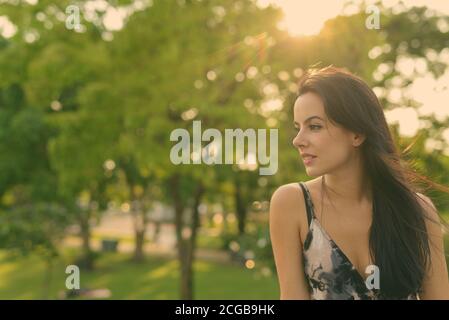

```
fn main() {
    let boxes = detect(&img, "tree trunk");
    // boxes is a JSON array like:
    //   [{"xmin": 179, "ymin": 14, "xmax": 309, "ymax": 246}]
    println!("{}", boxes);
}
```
[
  {"xmin": 172, "ymin": 175, "xmax": 188, "ymax": 299},
  {"xmin": 152, "ymin": 221, "xmax": 161, "ymax": 242},
  {"xmin": 131, "ymin": 193, "xmax": 148, "ymax": 263},
  {"xmin": 179, "ymin": 240, "xmax": 192, "ymax": 300},
  {"xmin": 183, "ymin": 182, "xmax": 204, "ymax": 300},
  {"xmin": 133, "ymin": 226, "xmax": 146, "ymax": 263},
  {"xmin": 235, "ymin": 182, "xmax": 247, "ymax": 235},
  {"xmin": 42, "ymin": 257, "xmax": 54, "ymax": 300},
  {"xmin": 171, "ymin": 175, "xmax": 204, "ymax": 300},
  {"xmin": 79, "ymin": 211, "xmax": 94, "ymax": 270}
]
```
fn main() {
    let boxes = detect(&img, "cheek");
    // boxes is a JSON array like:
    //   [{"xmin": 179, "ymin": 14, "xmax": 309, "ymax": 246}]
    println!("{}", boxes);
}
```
[
  {"xmin": 315, "ymin": 132, "xmax": 353, "ymax": 166},
  {"xmin": 326, "ymin": 141, "xmax": 353, "ymax": 161},
  {"xmin": 302, "ymin": 129, "xmax": 354, "ymax": 176}
]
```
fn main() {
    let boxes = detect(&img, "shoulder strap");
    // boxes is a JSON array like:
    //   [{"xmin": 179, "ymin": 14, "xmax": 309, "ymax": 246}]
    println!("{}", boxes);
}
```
[{"xmin": 299, "ymin": 182, "xmax": 314, "ymax": 226}]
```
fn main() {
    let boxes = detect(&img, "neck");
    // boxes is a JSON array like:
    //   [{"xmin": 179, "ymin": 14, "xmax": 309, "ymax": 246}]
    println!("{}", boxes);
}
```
[{"xmin": 322, "ymin": 154, "xmax": 371, "ymax": 204}]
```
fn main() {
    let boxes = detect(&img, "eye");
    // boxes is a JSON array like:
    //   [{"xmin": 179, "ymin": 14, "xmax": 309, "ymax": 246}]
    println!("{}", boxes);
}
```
[{"xmin": 309, "ymin": 124, "xmax": 322, "ymax": 131}]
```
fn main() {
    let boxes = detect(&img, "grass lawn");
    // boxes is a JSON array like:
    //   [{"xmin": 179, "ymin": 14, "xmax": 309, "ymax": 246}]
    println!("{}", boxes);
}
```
[
  {"xmin": 0, "ymin": 249, "xmax": 279, "ymax": 300},
  {"xmin": 1, "ymin": 216, "xmax": 447, "ymax": 300}
]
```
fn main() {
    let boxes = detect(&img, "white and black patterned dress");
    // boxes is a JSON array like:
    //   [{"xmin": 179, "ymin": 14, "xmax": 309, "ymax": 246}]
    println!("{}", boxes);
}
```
[{"xmin": 299, "ymin": 182, "xmax": 418, "ymax": 300}]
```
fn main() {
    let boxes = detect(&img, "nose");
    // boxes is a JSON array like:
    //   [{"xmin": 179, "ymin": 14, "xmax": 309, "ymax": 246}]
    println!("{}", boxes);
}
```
[{"xmin": 292, "ymin": 129, "xmax": 307, "ymax": 149}]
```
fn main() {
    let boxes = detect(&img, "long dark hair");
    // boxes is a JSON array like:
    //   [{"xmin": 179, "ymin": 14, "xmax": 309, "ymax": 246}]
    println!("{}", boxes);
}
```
[{"xmin": 297, "ymin": 66, "xmax": 446, "ymax": 298}]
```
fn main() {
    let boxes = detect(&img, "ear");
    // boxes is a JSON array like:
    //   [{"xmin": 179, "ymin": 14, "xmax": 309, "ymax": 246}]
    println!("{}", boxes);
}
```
[{"xmin": 352, "ymin": 133, "xmax": 366, "ymax": 147}]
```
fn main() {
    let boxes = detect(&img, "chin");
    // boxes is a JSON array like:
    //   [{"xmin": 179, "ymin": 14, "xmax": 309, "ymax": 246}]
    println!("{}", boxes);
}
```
[
  {"xmin": 305, "ymin": 166, "xmax": 326, "ymax": 177},
  {"xmin": 305, "ymin": 167, "xmax": 319, "ymax": 177}
]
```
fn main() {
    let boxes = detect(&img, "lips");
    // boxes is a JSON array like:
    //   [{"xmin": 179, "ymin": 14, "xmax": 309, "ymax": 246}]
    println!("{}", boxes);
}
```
[{"xmin": 301, "ymin": 153, "xmax": 317, "ymax": 166}]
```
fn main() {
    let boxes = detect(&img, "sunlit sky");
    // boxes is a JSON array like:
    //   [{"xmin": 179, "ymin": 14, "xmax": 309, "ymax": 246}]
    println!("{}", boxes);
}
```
[
  {"xmin": 270, "ymin": 0, "xmax": 449, "ymax": 152},
  {"xmin": 269, "ymin": 0, "xmax": 449, "ymax": 36}
]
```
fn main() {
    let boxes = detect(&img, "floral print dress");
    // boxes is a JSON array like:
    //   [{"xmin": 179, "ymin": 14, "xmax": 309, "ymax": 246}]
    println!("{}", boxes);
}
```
[{"xmin": 298, "ymin": 182, "xmax": 418, "ymax": 300}]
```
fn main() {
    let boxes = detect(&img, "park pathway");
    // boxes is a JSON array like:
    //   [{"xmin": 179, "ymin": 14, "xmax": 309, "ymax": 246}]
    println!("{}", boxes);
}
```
[{"xmin": 63, "ymin": 212, "xmax": 233, "ymax": 265}]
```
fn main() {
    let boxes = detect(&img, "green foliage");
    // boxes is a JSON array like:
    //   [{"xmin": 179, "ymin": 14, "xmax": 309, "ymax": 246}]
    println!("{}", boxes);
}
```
[
  {"xmin": 222, "ymin": 221, "xmax": 275, "ymax": 277},
  {"xmin": 0, "ymin": 0, "xmax": 448, "ymax": 299},
  {"xmin": 0, "ymin": 203, "xmax": 71, "ymax": 258}
]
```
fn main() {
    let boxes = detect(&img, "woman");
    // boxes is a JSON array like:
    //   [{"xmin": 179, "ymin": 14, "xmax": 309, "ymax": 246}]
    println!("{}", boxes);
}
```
[{"xmin": 269, "ymin": 66, "xmax": 449, "ymax": 300}]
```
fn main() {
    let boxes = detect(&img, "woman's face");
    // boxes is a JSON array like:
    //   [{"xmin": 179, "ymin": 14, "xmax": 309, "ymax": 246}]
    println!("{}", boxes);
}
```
[{"xmin": 292, "ymin": 92, "xmax": 362, "ymax": 177}]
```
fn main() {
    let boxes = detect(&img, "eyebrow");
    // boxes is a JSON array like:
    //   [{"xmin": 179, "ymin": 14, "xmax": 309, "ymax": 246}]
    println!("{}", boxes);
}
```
[{"xmin": 294, "ymin": 116, "xmax": 325, "ymax": 126}]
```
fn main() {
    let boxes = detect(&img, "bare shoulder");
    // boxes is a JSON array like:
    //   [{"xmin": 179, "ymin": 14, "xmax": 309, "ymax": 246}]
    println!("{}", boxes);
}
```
[
  {"xmin": 269, "ymin": 182, "xmax": 308, "ymax": 234},
  {"xmin": 416, "ymin": 192, "xmax": 436, "ymax": 207},
  {"xmin": 271, "ymin": 182, "xmax": 303, "ymax": 204},
  {"xmin": 270, "ymin": 177, "xmax": 321, "ymax": 207},
  {"xmin": 416, "ymin": 192, "xmax": 438, "ymax": 220},
  {"xmin": 270, "ymin": 183, "xmax": 304, "ymax": 212},
  {"xmin": 415, "ymin": 193, "xmax": 443, "ymax": 239},
  {"xmin": 269, "ymin": 183, "xmax": 313, "ymax": 299},
  {"xmin": 415, "ymin": 194, "xmax": 449, "ymax": 300}
]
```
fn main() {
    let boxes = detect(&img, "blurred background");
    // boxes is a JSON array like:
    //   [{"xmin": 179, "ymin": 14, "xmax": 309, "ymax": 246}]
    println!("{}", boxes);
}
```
[{"xmin": 0, "ymin": 0, "xmax": 448, "ymax": 299}]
